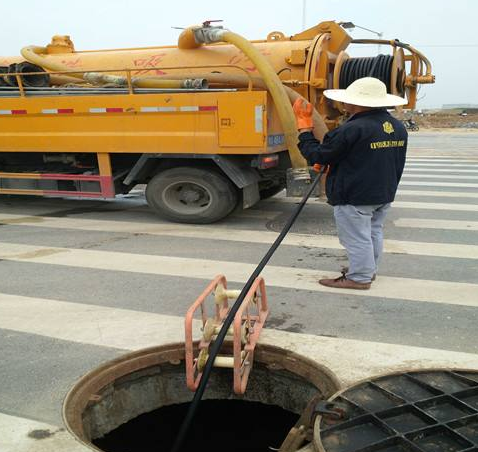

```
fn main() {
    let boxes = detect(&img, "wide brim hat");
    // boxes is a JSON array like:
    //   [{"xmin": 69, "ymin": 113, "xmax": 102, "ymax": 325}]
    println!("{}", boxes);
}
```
[{"xmin": 323, "ymin": 77, "xmax": 407, "ymax": 107}]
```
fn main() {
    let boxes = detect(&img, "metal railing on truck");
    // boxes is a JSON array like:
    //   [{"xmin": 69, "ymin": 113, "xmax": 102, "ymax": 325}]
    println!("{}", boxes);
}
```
[{"xmin": 0, "ymin": 64, "xmax": 254, "ymax": 97}]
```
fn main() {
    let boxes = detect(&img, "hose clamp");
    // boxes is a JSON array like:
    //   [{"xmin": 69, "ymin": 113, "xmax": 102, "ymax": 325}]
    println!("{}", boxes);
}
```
[{"xmin": 194, "ymin": 26, "xmax": 226, "ymax": 44}]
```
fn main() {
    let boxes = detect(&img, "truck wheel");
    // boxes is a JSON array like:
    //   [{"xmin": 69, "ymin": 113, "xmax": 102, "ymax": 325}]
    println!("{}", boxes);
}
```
[{"xmin": 146, "ymin": 167, "xmax": 238, "ymax": 224}]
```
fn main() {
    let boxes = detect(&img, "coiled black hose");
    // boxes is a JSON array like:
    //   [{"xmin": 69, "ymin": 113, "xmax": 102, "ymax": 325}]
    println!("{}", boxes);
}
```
[
  {"xmin": 4, "ymin": 62, "xmax": 50, "ymax": 88},
  {"xmin": 339, "ymin": 54, "xmax": 393, "ymax": 91},
  {"xmin": 170, "ymin": 168, "xmax": 326, "ymax": 452}
]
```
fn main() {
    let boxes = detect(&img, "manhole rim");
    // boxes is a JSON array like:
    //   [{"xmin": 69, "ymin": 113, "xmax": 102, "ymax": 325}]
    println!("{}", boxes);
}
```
[{"xmin": 63, "ymin": 341, "xmax": 341, "ymax": 450}]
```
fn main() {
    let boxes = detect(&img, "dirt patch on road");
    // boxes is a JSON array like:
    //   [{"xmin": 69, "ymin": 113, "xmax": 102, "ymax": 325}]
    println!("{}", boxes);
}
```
[{"xmin": 418, "ymin": 112, "xmax": 478, "ymax": 129}]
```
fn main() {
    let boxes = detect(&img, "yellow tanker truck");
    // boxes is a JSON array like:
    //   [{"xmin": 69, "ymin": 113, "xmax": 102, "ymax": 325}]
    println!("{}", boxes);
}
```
[{"xmin": 0, "ymin": 20, "xmax": 434, "ymax": 223}]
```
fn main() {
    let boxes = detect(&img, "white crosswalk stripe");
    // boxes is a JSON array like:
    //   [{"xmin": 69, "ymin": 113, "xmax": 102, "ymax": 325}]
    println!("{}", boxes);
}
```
[
  {"xmin": 407, "ymin": 158, "xmax": 478, "ymax": 163},
  {"xmin": 264, "ymin": 195, "xmax": 478, "ymax": 211},
  {"xmin": 395, "ymin": 218, "xmax": 478, "ymax": 231},
  {"xmin": 402, "ymin": 174, "xmax": 478, "ymax": 180},
  {"xmin": 1, "ymin": 241, "xmax": 477, "ymax": 307},
  {"xmin": 392, "ymin": 201, "xmax": 478, "ymax": 211},
  {"xmin": 399, "ymin": 181, "xmax": 478, "ymax": 188},
  {"xmin": 397, "ymin": 190, "xmax": 478, "ymax": 199},
  {"xmin": 406, "ymin": 163, "xmax": 478, "ymax": 168},
  {"xmin": 0, "ymin": 412, "xmax": 85, "ymax": 452},
  {"xmin": 0, "ymin": 213, "xmax": 477, "ymax": 259},
  {"xmin": 1, "ymin": 293, "xmax": 478, "ymax": 385},
  {"xmin": 405, "ymin": 168, "xmax": 478, "ymax": 173}
]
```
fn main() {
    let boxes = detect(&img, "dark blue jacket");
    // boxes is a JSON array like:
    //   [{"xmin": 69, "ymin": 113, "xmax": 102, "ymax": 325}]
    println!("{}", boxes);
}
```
[{"xmin": 298, "ymin": 109, "xmax": 408, "ymax": 206}]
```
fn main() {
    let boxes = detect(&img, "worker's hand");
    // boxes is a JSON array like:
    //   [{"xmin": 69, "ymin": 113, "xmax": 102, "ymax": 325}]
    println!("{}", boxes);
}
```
[
  {"xmin": 292, "ymin": 98, "xmax": 314, "ymax": 130},
  {"xmin": 313, "ymin": 163, "xmax": 330, "ymax": 174}
]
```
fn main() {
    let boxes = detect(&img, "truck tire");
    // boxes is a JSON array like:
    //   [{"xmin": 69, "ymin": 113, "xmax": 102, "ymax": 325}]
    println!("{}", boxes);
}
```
[{"xmin": 145, "ymin": 167, "xmax": 238, "ymax": 224}]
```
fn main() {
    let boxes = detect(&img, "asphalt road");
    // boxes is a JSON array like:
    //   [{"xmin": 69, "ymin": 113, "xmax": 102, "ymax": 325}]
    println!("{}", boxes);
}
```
[{"xmin": 1, "ymin": 130, "xmax": 478, "ymax": 450}]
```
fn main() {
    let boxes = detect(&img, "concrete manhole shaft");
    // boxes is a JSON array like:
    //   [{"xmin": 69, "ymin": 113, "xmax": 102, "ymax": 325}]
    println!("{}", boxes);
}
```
[{"xmin": 63, "ymin": 342, "xmax": 341, "ymax": 451}]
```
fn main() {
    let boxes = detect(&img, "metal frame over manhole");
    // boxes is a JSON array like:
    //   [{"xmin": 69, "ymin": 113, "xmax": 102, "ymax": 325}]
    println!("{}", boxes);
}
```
[
  {"xmin": 63, "ymin": 342, "xmax": 341, "ymax": 452},
  {"xmin": 314, "ymin": 369, "xmax": 478, "ymax": 452}
]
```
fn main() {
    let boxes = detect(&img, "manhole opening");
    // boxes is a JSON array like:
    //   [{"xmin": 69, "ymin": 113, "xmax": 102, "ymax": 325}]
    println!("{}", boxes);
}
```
[
  {"xmin": 94, "ymin": 399, "xmax": 299, "ymax": 452},
  {"xmin": 64, "ymin": 343, "xmax": 341, "ymax": 452}
]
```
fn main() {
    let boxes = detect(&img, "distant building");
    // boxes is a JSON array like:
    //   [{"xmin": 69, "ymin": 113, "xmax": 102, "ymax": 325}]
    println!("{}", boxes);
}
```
[{"xmin": 442, "ymin": 104, "xmax": 478, "ymax": 109}]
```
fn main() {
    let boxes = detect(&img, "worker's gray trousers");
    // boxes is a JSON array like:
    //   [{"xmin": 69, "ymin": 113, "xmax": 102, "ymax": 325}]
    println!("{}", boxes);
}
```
[{"xmin": 333, "ymin": 203, "xmax": 391, "ymax": 283}]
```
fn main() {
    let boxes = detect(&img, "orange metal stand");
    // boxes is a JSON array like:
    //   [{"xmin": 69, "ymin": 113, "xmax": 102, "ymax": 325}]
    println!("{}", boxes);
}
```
[{"xmin": 185, "ymin": 274, "xmax": 269, "ymax": 394}]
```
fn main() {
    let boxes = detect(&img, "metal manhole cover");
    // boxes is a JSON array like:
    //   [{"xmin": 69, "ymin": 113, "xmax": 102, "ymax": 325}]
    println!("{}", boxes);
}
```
[{"xmin": 314, "ymin": 369, "xmax": 478, "ymax": 452}]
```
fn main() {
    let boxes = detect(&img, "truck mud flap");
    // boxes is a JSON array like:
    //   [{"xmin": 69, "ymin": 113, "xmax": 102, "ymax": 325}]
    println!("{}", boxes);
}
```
[{"xmin": 286, "ymin": 167, "xmax": 323, "ymax": 198}]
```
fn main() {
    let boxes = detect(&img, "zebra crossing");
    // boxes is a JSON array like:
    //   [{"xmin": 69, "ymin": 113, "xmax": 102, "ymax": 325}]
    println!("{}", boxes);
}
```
[{"xmin": 1, "ymin": 146, "xmax": 478, "ymax": 451}]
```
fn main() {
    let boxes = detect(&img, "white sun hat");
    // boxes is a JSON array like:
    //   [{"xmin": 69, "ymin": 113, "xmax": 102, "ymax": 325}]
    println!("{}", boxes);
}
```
[{"xmin": 323, "ymin": 77, "xmax": 407, "ymax": 107}]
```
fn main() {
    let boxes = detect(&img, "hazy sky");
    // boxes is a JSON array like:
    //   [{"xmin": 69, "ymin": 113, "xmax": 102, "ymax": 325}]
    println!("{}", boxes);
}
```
[{"xmin": 3, "ymin": 0, "xmax": 477, "ymax": 108}]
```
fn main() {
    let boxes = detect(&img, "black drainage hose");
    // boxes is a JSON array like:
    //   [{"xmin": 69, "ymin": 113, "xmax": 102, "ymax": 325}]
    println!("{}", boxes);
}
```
[
  {"xmin": 339, "ymin": 54, "xmax": 393, "ymax": 92},
  {"xmin": 170, "ymin": 167, "xmax": 326, "ymax": 452}
]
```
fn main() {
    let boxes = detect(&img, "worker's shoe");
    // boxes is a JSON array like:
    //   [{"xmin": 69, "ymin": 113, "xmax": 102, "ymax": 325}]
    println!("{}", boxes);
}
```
[
  {"xmin": 341, "ymin": 267, "xmax": 376, "ymax": 282},
  {"xmin": 319, "ymin": 275, "xmax": 371, "ymax": 290}
]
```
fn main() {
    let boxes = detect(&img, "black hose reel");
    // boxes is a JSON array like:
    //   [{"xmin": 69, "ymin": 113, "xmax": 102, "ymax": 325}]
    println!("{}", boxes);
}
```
[
  {"xmin": 333, "ymin": 51, "xmax": 406, "ymax": 98},
  {"xmin": 340, "ymin": 55, "xmax": 394, "ymax": 92},
  {"xmin": 0, "ymin": 62, "xmax": 50, "ymax": 88}
]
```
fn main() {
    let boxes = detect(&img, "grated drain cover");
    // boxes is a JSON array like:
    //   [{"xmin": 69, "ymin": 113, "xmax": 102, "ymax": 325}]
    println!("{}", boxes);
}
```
[{"xmin": 315, "ymin": 370, "xmax": 478, "ymax": 452}]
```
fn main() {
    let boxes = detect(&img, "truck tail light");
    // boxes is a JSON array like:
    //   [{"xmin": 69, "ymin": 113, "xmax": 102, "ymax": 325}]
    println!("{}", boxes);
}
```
[{"xmin": 258, "ymin": 154, "xmax": 279, "ymax": 169}]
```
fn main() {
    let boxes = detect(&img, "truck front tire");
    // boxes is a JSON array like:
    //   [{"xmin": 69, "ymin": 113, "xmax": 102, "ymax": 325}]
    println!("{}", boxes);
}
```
[{"xmin": 145, "ymin": 167, "xmax": 238, "ymax": 224}]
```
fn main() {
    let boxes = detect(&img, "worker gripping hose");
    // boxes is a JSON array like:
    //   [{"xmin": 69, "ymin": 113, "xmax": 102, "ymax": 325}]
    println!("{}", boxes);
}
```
[{"xmin": 170, "ymin": 165, "xmax": 325, "ymax": 452}]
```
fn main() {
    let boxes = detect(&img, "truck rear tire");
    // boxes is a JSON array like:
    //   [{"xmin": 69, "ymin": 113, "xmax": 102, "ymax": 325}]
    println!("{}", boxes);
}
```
[{"xmin": 145, "ymin": 167, "xmax": 238, "ymax": 224}]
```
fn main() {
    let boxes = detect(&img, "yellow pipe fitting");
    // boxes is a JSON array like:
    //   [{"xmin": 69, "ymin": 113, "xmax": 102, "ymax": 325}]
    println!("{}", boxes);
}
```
[
  {"xmin": 214, "ymin": 283, "xmax": 242, "ymax": 305},
  {"xmin": 21, "ymin": 45, "xmax": 83, "ymax": 79},
  {"xmin": 405, "ymin": 74, "xmax": 436, "ymax": 86},
  {"xmin": 178, "ymin": 27, "xmax": 203, "ymax": 50}
]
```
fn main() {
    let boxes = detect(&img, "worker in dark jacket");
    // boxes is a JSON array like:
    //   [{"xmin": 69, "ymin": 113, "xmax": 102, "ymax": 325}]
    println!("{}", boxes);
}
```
[{"xmin": 293, "ymin": 77, "xmax": 408, "ymax": 290}]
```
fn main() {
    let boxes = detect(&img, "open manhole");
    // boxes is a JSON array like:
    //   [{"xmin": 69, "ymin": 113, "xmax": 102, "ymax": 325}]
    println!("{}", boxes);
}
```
[
  {"xmin": 314, "ymin": 369, "xmax": 478, "ymax": 452},
  {"xmin": 63, "ymin": 342, "xmax": 340, "ymax": 452}
]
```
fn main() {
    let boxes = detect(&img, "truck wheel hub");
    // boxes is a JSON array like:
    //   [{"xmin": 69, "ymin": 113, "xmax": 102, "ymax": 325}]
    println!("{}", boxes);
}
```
[
  {"xmin": 180, "ymin": 186, "xmax": 203, "ymax": 204},
  {"xmin": 162, "ymin": 181, "xmax": 213, "ymax": 213}
]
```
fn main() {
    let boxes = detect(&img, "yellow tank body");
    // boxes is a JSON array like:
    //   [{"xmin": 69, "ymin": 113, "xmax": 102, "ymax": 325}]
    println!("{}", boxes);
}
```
[{"xmin": 3, "ymin": 22, "xmax": 355, "ymax": 121}]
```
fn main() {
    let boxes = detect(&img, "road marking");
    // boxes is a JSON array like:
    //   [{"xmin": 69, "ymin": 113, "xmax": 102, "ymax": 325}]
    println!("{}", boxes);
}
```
[
  {"xmin": 2, "ymin": 293, "xmax": 478, "ymax": 387},
  {"xmin": 406, "ymin": 163, "xmax": 478, "ymax": 168},
  {"xmin": 405, "ymin": 168, "xmax": 478, "ymax": 173},
  {"xmin": 1, "ymin": 242, "xmax": 478, "ymax": 307},
  {"xmin": 395, "ymin": 218, "xmax": 478, "ymax": 231},
  {"xmin": 392, "ymin": 201, "xmax": 478, "ymax": 212},
  {"xmin": 407, "ymin": 158, "xmax": 478, "ymax": 163},
  {"xmin": 0, "ymin": 293, "xmax": 187, "ymax": 350},
  {"xmin": 402, "ymin": 174, "xmax": 478, "ymax": 180},
  {"xmin": 0, "ymin": 412, "xmax": 85, "ymax": 452},
  {"xmin": 397, "ymin": 190, "xmax": 478, "ymax": 199},
  {"xmin": 268, "ymin": 189, "xmax": 478, "ymax": 199},
  {"xmin": 1, "ymin": 213, "xmax": 477, "ymax": 259},
  {"xmin": 399, "ymin": 181, "xmax": 478, "ymax": 188},
  {"xmin": 263, "ymin": 196, "xmax": 478, "ymax": 211}
]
